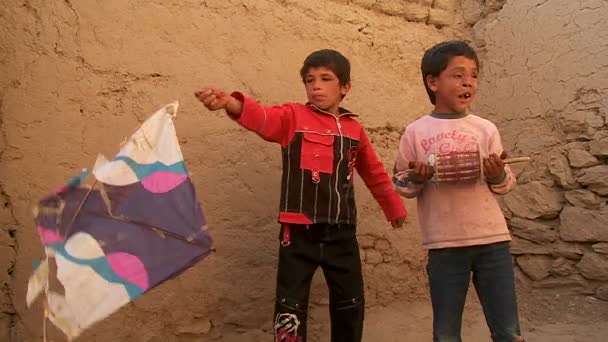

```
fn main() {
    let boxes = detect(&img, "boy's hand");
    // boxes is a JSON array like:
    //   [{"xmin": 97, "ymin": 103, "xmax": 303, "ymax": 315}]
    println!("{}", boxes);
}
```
[
  {"xmin": 391, "ymin": 216, "xmax": 406, "ymax": 228},
  {"xmin": 483, "ymin": 153, "xmax": 505, "ymax": 178},
  {"xmin": 194, "ymin": 87, "xmax": 230, "ymax": 111},
  {"xmin": 408, "ymin": 161, "xmax": 434, "ymax": 183}
]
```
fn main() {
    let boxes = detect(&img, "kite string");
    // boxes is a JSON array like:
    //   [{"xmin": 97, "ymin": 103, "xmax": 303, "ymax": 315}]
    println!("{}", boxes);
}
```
[
  {"xmin": 43, "ymin": 313, "xmax": 47, "ymax": 342},
  {"xmin": 43, "ymin": 248, "xmax": 50, "ymax": 342}
]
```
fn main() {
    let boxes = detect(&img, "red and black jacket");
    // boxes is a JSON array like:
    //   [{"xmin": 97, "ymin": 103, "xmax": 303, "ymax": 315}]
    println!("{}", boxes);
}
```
[{"xmin": 230, "ymin": 92, "xmax": 407, "ymax": 226}]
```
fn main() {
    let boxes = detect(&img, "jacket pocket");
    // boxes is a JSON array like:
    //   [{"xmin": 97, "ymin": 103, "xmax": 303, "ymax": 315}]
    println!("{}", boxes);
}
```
[{"xmin": 300, "ymin": 132, "xmax": 335, "ymax": 182}]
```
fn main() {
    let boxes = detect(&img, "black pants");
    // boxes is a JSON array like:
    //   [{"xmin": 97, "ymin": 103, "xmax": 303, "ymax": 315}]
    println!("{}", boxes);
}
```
[{"xmin": 274, "ymin": 223, "xmax": 364, "ymax": 342}]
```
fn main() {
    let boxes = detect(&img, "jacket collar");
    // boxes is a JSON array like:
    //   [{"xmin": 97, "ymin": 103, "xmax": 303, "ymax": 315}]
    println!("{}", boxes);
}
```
[{"xmin": 306, "ymin": 102, "xmax": 358, "ymax": 117}]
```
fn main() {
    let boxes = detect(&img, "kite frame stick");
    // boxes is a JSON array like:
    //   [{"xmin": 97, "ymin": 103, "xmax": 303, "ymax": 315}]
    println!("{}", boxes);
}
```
[{"xmin": 62, "ymin": 179, "xmax": 97, "ymax": 238}]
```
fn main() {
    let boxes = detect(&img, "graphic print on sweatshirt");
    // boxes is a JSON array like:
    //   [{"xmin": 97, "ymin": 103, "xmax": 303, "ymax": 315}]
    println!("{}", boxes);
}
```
[
  {"xmin": 420, "ymin": 128, "xmax": 482, "ymax": 184},
  {"xmin": 420, "ymin": 128, "xmax": 480, "ymax": 155}
]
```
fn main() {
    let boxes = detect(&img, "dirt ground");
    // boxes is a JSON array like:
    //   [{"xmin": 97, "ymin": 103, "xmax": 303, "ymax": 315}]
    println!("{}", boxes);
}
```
[
  {"xmin": 31, "ymin": 274, "xmax": 608, "ymax": 342},
  {"xmin": 360, "ymin": 288, "xmax": 608, "ymax": 342},
  {"xmin": 215, "ymin": 285, "xmax": 608, "ymax": 342},
  {"xmin": 140, "ymin": 281, "xmax": 608, "ymax": 342}
]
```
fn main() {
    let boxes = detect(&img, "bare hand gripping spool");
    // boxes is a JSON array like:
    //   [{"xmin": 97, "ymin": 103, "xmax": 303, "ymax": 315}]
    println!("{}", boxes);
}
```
[{"xmin": 408, "ymin": 151, "xmax": 530, "ymax": 184}]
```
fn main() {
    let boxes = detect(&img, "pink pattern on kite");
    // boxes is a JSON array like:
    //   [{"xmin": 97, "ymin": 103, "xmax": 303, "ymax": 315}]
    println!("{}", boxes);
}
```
[
  {"xmin": 55, "ymin": 185, "xmax": 69, "ymax": 194},
  {"xmin": 37, "ymin": 226, "xmax": 64, "ymax": 244},
  {"xmin": 106, "ymin": 252, "xmax": 149, "ymax": 290},
  {"xmin": 141, "ymin": 171, "xmax": 187, "ymax": 193}
]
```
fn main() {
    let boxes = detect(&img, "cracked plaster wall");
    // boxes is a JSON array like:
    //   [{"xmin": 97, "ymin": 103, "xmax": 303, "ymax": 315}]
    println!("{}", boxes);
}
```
[{"xmin": 470, "ymin": 0, "xmax": 608, "ymax": 297}]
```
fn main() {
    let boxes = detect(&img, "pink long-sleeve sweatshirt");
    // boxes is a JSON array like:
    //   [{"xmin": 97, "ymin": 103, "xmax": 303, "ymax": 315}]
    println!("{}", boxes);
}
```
[{"xmin": 393, "ymin": 112, "xmax": 516, "ymax": 250}]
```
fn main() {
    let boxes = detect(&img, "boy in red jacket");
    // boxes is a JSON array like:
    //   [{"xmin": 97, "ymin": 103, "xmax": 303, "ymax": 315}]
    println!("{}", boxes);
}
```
[{"xmin": 195, "ymin": 49, "xmax": 407, "ymax": 342}]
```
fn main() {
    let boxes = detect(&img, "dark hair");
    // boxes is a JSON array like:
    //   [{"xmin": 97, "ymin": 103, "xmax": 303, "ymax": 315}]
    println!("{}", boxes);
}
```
[
  {"xmin": 421, "ymin": 41, "xmax": 479, "ymax": 104},
  {"xmin": 300, "ymin": 49, "xmax": 351, "ymax": 86}
]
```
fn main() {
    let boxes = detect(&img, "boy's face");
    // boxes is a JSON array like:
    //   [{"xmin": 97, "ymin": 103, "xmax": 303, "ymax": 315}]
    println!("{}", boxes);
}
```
[
  {"xmin": 427, "ymin": 56, "xmax": 478, "ymax": 113},
  {"xmin": 304, "ymin": 67, "xmax": 351, "ymax": 113}
]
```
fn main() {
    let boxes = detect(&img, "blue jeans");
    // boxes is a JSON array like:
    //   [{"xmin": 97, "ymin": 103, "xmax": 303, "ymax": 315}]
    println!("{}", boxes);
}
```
[{"xmin": 426, "ymin": 242, "xmax": 523, "ymax": 342}]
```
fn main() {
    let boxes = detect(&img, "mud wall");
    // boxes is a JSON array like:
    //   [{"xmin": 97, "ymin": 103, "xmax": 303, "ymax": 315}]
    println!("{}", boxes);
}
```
[
  {"xmin": 470, "ymin": 0, "xmax": 608, "ymax": 299},
  {"xmin": 0, "ymin": 0, "xmax": 465, "ymax": 340}
]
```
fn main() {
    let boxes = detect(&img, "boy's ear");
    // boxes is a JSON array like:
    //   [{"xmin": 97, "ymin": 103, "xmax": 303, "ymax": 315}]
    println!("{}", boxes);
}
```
[
  {"xmin": 340, "ymin": 82, "xmax": 352, "ymax": 96},
  {"xmin": 426, "ymin": 74, "xmax": 439, "ymax": 92}
]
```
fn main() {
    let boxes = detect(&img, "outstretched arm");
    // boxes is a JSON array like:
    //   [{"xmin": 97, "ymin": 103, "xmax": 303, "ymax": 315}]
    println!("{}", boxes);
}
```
[{"xmin": 195, "ymin": 87, "xmax": 295, "ymax": 146}]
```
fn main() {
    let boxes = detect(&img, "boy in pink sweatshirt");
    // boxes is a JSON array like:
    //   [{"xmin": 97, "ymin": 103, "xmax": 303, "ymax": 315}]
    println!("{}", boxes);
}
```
[{"xmin": 393, "ymin": 41, "xmax": 525, "ymax": 342}]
